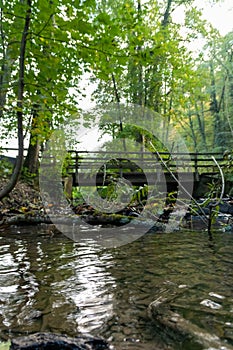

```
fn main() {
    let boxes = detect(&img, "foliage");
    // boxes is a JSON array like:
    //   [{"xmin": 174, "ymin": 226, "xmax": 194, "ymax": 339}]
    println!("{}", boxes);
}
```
[
  {"xmin": 223, "ymin": 149, "xmax": 233, "ymax": 178},
  {"xmin": 115, "ymin": 124, "xmax": 168, "ymax": 152},
  {"xmin": 0, "ymin": 0, "xmax": 91, "ymax": 140},
  {"xmin": 61, "ymin": 152, "xmax": 73, "ymax": 178},
  {"xmin": 21, "ymin": 166, "xmax": 37, "ymax": 185},
  {"xmin": 130, "ymin": 184, "xmax": 148, "ymax": 205},
  {"xmin": 72, "ymin": 187, "xmax": 85, "ymax": 205},
  {"xmin": 0, "ymin": 341, "xmax": 10, "ymax": 350},
  {"xmin": 0, "ymin": 157, "xmax": 13, "ymax": 177}
]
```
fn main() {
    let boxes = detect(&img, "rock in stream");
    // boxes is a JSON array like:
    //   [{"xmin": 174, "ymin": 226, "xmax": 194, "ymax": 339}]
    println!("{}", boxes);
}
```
[
  {"xmin": 148, "ymin": 291, "xmax": 233, "ymax": 350},
  {"xmin": 10, "ymin": 333, "xmax": 111, "ymax": 350}
]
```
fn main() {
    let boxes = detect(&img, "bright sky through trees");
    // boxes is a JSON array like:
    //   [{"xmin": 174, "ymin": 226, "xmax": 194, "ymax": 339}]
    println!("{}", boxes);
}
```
[
  {"xmin": 171, "ymin": 0, "xmax": 233, "ymax": 57},
  {"xmin": 196, "ymin": 0, "xmax": 233, "ymax": 35},
  {"xmin": 172, "ymin": 0, "xmax": 233, "ymax": 36}
]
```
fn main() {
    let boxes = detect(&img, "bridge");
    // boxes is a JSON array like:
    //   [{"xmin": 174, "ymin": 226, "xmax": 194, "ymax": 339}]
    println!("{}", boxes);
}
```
[
  {"xmin": 0, "ymin": 148, "xmax": 231, "ymax": 197},
  {"xmin": 64, "ymin": 150, "xmax": 230, "ymax": 197}
]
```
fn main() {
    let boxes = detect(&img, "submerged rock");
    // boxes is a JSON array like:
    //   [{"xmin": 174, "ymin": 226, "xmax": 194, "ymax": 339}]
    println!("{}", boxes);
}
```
[{"xmin": 10, "ymin": 333, "xmax": 111, "ymax": 350}]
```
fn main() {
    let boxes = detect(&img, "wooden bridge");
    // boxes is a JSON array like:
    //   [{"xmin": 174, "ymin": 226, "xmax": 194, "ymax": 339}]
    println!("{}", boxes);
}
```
[
  {"xmin": 0, "ymin": 148, "xmax": 231, "ymax": 196},
  {"xmin": 65, "ymin": 150, "xmax": 230, "ymax": 196}
]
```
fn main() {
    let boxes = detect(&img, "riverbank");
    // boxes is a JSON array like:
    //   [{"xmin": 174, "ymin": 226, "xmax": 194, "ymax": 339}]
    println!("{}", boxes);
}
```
[
  {"xmin": 0, "ymin": 179, "xmax": 232, "ymax": 232},
  {"xmin": 0, "ymin": 179, "xmax": 44, "ymax": 224}
]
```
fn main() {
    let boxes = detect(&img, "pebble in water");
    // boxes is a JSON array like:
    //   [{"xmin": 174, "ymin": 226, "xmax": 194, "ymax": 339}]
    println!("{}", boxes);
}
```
[{"xmin": 200, "ymin": 299, "xmax": 222, "ymax": 310}]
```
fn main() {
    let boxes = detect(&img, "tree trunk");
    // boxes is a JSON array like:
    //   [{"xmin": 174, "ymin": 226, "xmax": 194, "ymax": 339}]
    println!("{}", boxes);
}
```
[
  {"xmin": 0, "ymin": 0, "xmax": 31, "ymax": 200},
  {"xmin": 0, "ymin": 8, "xmax": 13, "ymax": 119},
  {"xmin": 209, "ymin": 61, "xmax": 221, "ymax": 147},
  {"xmin": 24, "ymin": 108, "xmax": 41, "ymax": 174},
  {"xmin": 195, "ymin": 102, "xmax": 207, "ymax": 149},
  {"xmin": 23, "ymin": 140, "xmax": 40, "ymax": 175},
  {"xmin": 161, "ymin": 0, "xmax": 173, "ymax": 27},
  {"xmin": 111, "ymin": 72, "xmax": 127, "ymax": 151},
  {"xmin": 188, "ymin": 109, "xmax": 197, "ymax": 151},
  {"xmin": 0, "ymin": 48, "xmax": 11, "ymax": 119}
]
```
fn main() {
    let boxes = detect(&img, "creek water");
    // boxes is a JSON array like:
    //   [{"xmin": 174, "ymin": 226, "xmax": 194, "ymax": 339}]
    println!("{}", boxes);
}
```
[{"xmin": 0, "ymin": 225, "xmax": 232, "ymax": 349}]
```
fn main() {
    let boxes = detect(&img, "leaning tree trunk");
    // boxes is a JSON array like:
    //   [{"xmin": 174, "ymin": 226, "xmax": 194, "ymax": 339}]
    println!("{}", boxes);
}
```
[{"xmin": 0, "ymin": 0, "xmax": 31, "ymax": 200}]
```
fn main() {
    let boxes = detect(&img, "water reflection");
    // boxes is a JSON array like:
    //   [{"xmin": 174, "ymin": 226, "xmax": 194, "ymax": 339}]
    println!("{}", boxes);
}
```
[
  {"xmin": 53, "ymin": 241, "xmax": 115, "ymax": 334},
  {"xmin": 0, "ymin": 226, "xmax": 232, "ymax": 349},
  {"xmin": 0, "ymin": 227, "xmax": 116, "ymax": 340}
]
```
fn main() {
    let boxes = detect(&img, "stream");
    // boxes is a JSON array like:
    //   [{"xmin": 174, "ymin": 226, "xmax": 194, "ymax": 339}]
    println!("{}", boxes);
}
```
[{"xmin": 0, "ymin": 225, "xmax": 232, "ymax": 349}]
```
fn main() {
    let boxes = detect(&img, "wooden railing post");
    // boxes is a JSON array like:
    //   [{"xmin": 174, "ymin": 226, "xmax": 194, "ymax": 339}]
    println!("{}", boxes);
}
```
[
  {"xmin": 194, "ymin": 153, "xmax": 199, "ymax": 181},
  {"xmin": 75, "ymin": 151, "xmax": 79, "ymax": 176}
]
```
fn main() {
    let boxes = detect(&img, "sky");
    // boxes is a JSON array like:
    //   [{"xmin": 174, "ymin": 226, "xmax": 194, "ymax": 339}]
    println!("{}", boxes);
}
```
[
  {"xmin": 172, "ymin": 0, "xmax": 233, "ymax": 36},
  {"xmin": 195, "ymin": 0, "xmax": 233, "ymax": 35},
  {"xmin": 171, "ymin": 0, "xmax": 233, "ymax": 57}
]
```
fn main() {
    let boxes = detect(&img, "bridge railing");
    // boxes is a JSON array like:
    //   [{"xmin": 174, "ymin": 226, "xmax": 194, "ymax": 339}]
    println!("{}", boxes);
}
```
[
  {"xmin": 66, "ymin": 150, "xmax": 227, "ymax": 185},
  {"xmin": 1, "ymin": 148, "xmax": 228, "ymax": 187}
]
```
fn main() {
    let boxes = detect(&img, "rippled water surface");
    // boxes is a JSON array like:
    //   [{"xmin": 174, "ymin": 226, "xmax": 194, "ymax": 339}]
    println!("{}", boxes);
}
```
[{"xmin": 0, "ymin": 225, "xmax": 233, "ymax": 349}]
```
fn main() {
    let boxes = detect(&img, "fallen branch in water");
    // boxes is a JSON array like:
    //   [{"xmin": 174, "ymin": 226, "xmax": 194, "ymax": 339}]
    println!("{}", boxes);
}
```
[{"xmin": 148, "ymin": 289, "xmax": 233, "ymax": 350}]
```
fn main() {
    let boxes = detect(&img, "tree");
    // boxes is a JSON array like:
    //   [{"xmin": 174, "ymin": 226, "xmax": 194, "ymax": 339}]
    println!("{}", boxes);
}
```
[
  {"xmin": 0, "ymin": 0, "xmax": 31, "ymax": 199},
  {"xmin": 209, "ymin": 31, "xmax": 233, "ymax": 148},
  {"xmin": 191, "ymin": 29, "xmax": 233, "ymax": 150},
  {"xmin": 0, "ymin": 0, "xmax": 97, "ymax": 180}
]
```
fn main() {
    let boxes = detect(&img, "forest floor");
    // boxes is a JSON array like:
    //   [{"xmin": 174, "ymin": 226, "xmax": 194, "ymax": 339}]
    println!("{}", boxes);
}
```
[
  {"xmin": 0, "ymin": 179, "xmax": 44, "ymax": 220},
  {"xmin": 0, "ymin": 179, "xmax": 44, "ymax": 222}
]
